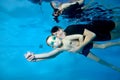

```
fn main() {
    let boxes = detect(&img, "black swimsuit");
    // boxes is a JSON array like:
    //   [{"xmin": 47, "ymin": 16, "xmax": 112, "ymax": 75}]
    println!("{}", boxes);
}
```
[{"xmin": 64, "ymin": 20, "xmax": 115, "ymax": 56}]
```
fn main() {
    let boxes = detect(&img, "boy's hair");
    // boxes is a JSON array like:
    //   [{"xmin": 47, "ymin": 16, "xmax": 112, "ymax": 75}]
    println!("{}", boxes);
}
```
[
  {"xmin": 51, "ymin": 26, "xmax": 61, "ymax": 33},
  {"xmin": 46, "ymin": 36, "xmax": 51, "ymax": 46}
]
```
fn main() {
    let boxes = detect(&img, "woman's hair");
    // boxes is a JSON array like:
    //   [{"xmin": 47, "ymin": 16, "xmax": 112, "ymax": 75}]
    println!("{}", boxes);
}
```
[{"xmin": 51, "ymin": 26, "xmax": 61, "ymax": 34}]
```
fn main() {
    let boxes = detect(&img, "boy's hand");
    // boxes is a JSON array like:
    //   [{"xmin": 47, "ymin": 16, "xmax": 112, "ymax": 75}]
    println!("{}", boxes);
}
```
[{"xmin": 24, "ymin": 51, "xmax": 36, "ymax": 62}]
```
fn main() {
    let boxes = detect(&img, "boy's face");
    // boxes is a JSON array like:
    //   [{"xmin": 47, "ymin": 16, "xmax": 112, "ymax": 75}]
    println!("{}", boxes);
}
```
[{"xmin": 47, "ymin": 36, "xmax": 62, "ymax": 48}]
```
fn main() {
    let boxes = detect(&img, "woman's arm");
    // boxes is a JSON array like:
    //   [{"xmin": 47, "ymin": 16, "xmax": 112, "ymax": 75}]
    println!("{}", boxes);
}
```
[
  {"xmin": 65, "ymin": 34, "xmax": 84, "ymax": 52},
  {"xmin": 70, "ymin": 29, "xmax": 96, "ymax": 52},
  {"xmin": 81, "ymin": 29, "xmax": 96, "ymax": 47},
  {"xmin": 24, "ymin": 48, "xmax": 63, "ymax": 62}
]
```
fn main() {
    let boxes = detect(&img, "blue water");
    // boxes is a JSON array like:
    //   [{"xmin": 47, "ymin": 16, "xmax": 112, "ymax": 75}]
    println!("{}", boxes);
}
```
[{"xmin": 0, "ymin": 0, "xmax": 120, "ymax": 80}]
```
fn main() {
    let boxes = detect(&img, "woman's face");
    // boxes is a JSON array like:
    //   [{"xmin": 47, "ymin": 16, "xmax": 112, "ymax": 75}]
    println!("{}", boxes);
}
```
[
  {"xmin": 47, "ymin": 36, "xmax": 62, "ymax": 48},
  {"xmin": 52, "ymin": 28, "xmax": 65, "ymax": 39}
]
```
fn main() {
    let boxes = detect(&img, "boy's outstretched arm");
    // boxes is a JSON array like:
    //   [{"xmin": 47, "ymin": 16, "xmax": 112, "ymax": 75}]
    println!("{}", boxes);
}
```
[{"xmin": 24, "ymin": 48, "xmax": 63, "ymax": 62}]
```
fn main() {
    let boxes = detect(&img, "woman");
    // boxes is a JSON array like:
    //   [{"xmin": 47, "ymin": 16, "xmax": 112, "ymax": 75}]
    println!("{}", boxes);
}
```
[{"xmin": 51, "ymin": 20, "xmax": 117, "ymax": 53}]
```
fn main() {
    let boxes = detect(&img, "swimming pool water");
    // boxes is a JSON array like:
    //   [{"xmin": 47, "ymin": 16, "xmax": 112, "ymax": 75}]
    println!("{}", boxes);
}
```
[{"xmin": 0, "ymin": 0, "xmax": 120, "ymax": 80}]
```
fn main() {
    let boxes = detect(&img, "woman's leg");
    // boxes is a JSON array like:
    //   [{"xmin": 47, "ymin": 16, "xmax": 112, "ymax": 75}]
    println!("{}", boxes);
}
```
[
  {"xmin": 93, "ymin": 40, "xmax": 120, "ymax": 49},
  {"xmin": 87, "ymin": 52, "xmax": 120, "ymax": 72}
]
